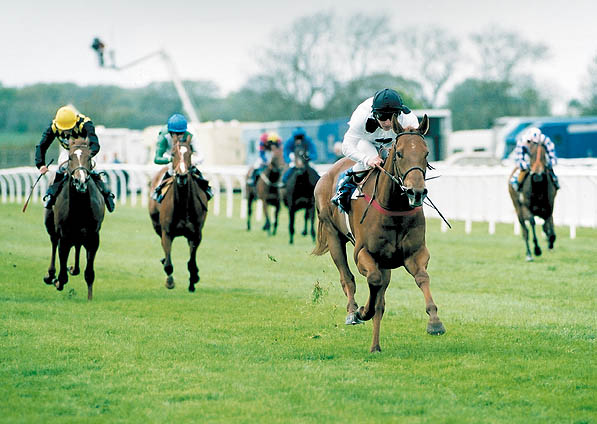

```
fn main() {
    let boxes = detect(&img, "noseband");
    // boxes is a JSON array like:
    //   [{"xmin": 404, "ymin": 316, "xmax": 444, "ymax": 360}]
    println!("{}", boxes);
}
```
[{"xmin": 381, "ymin": 131, "xmax": 429, "ymax": 191}]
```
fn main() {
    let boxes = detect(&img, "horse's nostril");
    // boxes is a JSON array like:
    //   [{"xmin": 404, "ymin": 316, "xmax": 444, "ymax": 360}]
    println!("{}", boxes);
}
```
[
  {"xmin": 406, "ymin": 188, "xmax": 415, "ymax": 196},
  {"xmin": 423, "ymin": 188, "xmax": 428, "ymax": 196}
]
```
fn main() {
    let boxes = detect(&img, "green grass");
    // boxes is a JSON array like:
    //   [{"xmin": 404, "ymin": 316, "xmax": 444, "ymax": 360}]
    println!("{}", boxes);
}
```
[{"xmin": 1, "ymin": 201, "xmax": 595, "ymax": 423}]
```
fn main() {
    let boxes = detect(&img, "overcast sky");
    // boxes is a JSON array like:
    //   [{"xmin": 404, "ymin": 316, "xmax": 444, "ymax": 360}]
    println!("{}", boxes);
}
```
[{"xmin": 2, "ymin": 0, "xmax": 595, "ymax": 111}]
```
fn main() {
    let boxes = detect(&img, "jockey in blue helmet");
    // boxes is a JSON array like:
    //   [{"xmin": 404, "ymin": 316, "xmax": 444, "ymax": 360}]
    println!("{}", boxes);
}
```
[{"xmin": 152, "ymin": 113, "xmax": 213, "ymax": 202}]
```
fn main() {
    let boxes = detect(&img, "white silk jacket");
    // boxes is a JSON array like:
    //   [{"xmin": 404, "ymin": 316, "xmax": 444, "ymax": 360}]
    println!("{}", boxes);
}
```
[{"xmin": 342, "ymin": 97, "xmax": 419, "ymax": 171}]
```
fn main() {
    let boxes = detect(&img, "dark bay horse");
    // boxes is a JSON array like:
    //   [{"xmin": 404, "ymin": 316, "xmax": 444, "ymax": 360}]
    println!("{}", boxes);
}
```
[
  {"xmin": 43, "ymin": 139, "xmax": 105, "ymax": 300},
  {"xmin": 149, "ymin": 138, "xmax": 209, "ymax": 291},
  {"xmin": 246, "ymin": 145, "xmax": 284, "ymax": 235},
  {"xmin": 509, "ymin": 140, "xmax": 557, "ymax": 261},
  {"xmin": 312, "ymin": 114, "xmax": 445, "ymax": 352},
  {"xmin": 283, "ymin": 143, "xmax": 320, "ymax": 244}
]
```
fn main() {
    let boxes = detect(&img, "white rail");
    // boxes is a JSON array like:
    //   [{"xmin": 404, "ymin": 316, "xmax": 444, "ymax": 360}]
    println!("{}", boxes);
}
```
[{"xmin": 2, "ymin": 164, "xmax": 596, "ymax": 238}]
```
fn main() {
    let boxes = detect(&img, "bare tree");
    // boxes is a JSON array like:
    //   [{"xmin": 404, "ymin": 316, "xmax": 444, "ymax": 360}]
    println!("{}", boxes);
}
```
[
  {"xmin": 256, "ymin": 12, "xmax": 336, "ymax": 109},
  {"xmin": 397, "ymin": 27, "xmax": 462, "ymax": 107},
  {"xmin": 470, "ymin": 26, "xmax": 548, "ymax": 82}
]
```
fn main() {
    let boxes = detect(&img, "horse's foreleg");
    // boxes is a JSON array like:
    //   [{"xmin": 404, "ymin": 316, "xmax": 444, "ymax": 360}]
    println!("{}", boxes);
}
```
[
  {"xmin": 261, "ymin": 202, "xmax": 271, "ymax": 233},
  {"xmin": 302, "ymin": 208, "xmax": 308, "ymax": 236},
  {"xmin": 543, "ymin": 216, "xmax": 556, "ymax": 249},
  {"xmin": 518, "ymin": 216, "xmax": 533, "ymax": 261},
  {"xmin": 288, "ymin": 208, "xmax": 296, "ymax": 244},
  {"xmin": 247, "ymin": 196, "xmax": 253, "ymax": 231},
  {"xmin": 84, "ymin": 234, "xmax": 99, "ymax": 301},
  {"xmin": 44, "ymin": 210, "xmax": 58, "ymax": 285},
  {"xmin": 56, "ymin": 240, "xmax": 71, "ymax": 291},
  {"xmin": 187, "ymin": 237, "xmax": 200, "ymax": 292},
  {"xmin": 272, "ymin": 202, "xmax": 280, "ymax": 236},
  {"xmin": 325, "ymin": 224, "xmax": 359, "ymax": 324},
  {"xmin": 161, "ymin": 233, "xmax": 175, "ymax": 289},
  {"xmin": 356, "ymin": 249, "xmax": 390, "ymax": 352},
  {"xmin": 405, "ymin": 247, "xmax": 445, "ymax": 336},
  {"xmin": 529, "ymin": 216, "xmax": 542, "ymax": 257},
  {"xmin": 69, "ymin": 244, "xmax": 81, "ymax": 276}
]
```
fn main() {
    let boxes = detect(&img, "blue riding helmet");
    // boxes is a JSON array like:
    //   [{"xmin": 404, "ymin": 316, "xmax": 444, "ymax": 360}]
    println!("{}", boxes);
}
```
[
  {"xmin": 292, "ymin": 127, "xmax": 306, "ymax": 138},
  {"xmin": 167, "ymin": 113, "xmax": 187, "ymax": 133}
]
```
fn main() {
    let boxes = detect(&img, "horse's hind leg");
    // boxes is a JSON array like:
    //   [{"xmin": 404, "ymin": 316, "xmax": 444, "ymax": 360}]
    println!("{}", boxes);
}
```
[
  {"xmin": 302, "ymin": 208, "xmax": 308, "ymax": 236},
  {"xmin": 405, "ymin": 247, "xmax": 446, "ymax": 337},
  {"xmin": 161, "ymin": 233, "xmax": 175, "ymax": 289},
  {"xmin": 84, "ymin": 233, "xmax": 100, "ymax": 301},
  {"xmin": 69, "ymin": 244, "xmax": 81, "ymax": 275},
  {"xmin": 309, "ymin": 206, "xmax": 316, "ymax": 242},
  {"xmin": 187, "ymin": 237, "xmax": 200, "ymax": 292}
]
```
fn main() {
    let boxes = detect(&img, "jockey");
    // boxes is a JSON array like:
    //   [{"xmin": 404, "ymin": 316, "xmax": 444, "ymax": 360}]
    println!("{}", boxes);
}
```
[
  {"xmin": 281, "ymin": 127, "xmax": 318, "ymax": 185},
  {"xmin": 331, "ymin": 88, "xmax": 419, "ymax": 213},
  {"xmin": 35, "ymin": 105, "xmax": 115, "ymax": 212},
  {"xmin": 510, "ymin": 126, "xmax": 559, "ymax": 191},
  {"xmin": 152, "ymin": 113, "xmax": 213, "ymax": 202},
  {"xmin": 247, "ymin": 131, "xmax": 282, "ymax": 186}
]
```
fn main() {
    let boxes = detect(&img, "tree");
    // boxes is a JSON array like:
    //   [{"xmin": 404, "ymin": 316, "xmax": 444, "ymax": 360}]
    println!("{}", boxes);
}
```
[
  {"xmin": 578, "ymin": 54, "xmax": 597, "ymax": 115},
  {"xmin": 447, "ymin": 78, "xmax": 549, "ymax": 130},
  {"xmin": 470, "ymin": 26, "xmax": 548, "ymax": 82},
  {"xmin": 396, "ymin": 27, "xmax": 462, "ymax": 107}
]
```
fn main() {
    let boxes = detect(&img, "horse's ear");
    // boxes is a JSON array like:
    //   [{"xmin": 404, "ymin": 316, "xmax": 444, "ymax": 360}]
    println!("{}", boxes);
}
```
[
  {"xmin": 392, "ymin": 113, "xmax": 404, "ymax": 134},
  {"xmin": 418, "ymin": 114, "xmax": 430, "ymax": 135}
]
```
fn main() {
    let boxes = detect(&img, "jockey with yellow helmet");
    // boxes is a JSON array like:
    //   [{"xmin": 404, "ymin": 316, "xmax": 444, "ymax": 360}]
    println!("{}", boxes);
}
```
[{"xmin": 35, "ymin": 105, "xmax": 115, "ymax": 212}]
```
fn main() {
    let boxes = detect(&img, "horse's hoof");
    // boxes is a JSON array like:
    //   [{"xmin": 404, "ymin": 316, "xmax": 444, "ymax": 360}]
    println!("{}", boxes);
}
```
[
  {"xmin": 188, "ymin": 284, "xmax": 195, "ymax": 293},
  {"xmin": 526, "ymin": 255, "xmax": 533, "ymax": 262},
  {"xmin": 55, "ymin": 281, "xmax": 64, "ymax": 291},
  {"xmin": 427, "ymin": 321, "xmax": 446, "ymax": 335},
  {"xmin": 68, "ymin": 266, "xmax": 80, "ymax": 276},
  {"xmin": 370, "ymin": 345, "xmax": 382, "ymax": 353},
  {"xmin": 43, "ymin": 275, "xmax": 55, "ymax": 285},
  {"xmin": 345, "ymin": 312, "xmax": 364, "ymax": 325},
  {"xmin": 165, "ymin": 276, "xmax": 175, "ymax": 289},
  {"xmin": 534, "ymin": 247, "xmax": 542, "ymax": 256}
]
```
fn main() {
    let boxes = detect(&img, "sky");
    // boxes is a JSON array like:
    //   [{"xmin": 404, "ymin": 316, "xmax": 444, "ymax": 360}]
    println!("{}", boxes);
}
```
[{"xmin": 2, "ymin": 0, "xmax": 596, "ymax": 112}]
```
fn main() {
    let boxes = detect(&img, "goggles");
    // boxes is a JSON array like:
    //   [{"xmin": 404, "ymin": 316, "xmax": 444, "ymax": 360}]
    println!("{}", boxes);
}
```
[{"xmin": 373, "ymin": 111, "xmax": 398, "ymax": 121}]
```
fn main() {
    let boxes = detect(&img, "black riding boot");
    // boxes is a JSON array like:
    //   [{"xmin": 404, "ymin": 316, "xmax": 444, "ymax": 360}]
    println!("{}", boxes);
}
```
[
  {"xmin": 331, "ymin": 168, "xmax": 358, "ymax": 213},
  {"xmin": 91, "ymin": 172, "xmax": 115, "ymax": 213},
  {"xmin": 43, "ymin": 171, "xmax": 66, "ymax": 209},
  {"xmin": 191, "ymin": 167, "xmax": 213, "ymax": 200}
]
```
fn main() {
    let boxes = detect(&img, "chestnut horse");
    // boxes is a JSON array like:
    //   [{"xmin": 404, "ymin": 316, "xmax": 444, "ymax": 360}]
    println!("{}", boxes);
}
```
[
  {"xmin": 43, "ymin": 139, "xmax": 105, "ymax": 300},
  {"xmin": 508, "ymin": 140, "xmax": 557, "ymax": 261},
  {"xmin": 283, "ymin": 143, "xmax": 319, "ymax": 244},
  {"xmin": 246, "ymin": 145, "xmax": 284, "ymax": 235},
  {"xmin": 149, "ymin": 138, "xmax": 209, "ymax": 291},
  {"xmin": 312, "ymin": 114, "xmax": 445, "ymax": 352}
]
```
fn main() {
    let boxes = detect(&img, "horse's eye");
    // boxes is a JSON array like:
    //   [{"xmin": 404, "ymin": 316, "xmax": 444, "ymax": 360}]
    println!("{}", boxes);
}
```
[{"xmin": 397, "ymin": 151, "xmax": 403, "ymax": 159}]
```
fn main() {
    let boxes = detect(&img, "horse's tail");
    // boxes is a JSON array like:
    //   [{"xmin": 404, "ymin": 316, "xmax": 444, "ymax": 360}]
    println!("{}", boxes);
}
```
[{"xmin": 311, "ymin": 217, "xmax": 329, "ymax": 256}]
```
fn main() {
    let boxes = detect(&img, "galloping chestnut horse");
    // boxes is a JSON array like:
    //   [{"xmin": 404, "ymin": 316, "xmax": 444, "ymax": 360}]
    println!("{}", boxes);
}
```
[
  {"xmin": 509, "ymin": 140, "xmax": 557, "ymax": 261},
  {"xmin": 312, "ymin": 114, "xmax": 445, "ymax": 352},
  {"xmin": 43, "ymin": 138, "xmax": 105, "ymax": 300},
  {"xmin": 283, "ymin": 143, "xmax": 319, "ymax": 244},
  {"xmin": 246, "ymin": 145, "xmax": 284, "ymax": 235},
  {"xmin": 149, "ymin": 138, "xmax": 209, "ymax": 291}
]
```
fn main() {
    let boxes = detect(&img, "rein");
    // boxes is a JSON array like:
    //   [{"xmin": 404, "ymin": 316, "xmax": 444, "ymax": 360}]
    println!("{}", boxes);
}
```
[{"xmin": 357, "ymin": 130, "xmax": 451, "ymax": 228}]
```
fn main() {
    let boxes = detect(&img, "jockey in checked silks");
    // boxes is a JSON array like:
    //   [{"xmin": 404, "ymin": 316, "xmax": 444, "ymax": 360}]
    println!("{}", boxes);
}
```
[
  {"xmin": 35, "ymin": 105, "xmax": 116, "ymax": 212},
  {"xmin": 509, "ymin": 126, "xmax": 560, "ymax": 192}
]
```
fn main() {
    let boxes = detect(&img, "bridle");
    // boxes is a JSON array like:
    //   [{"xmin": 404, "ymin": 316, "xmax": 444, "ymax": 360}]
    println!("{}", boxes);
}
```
[{"xmin": 377, "ymin": 131, "xmax": 432, "ymax": 192}]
